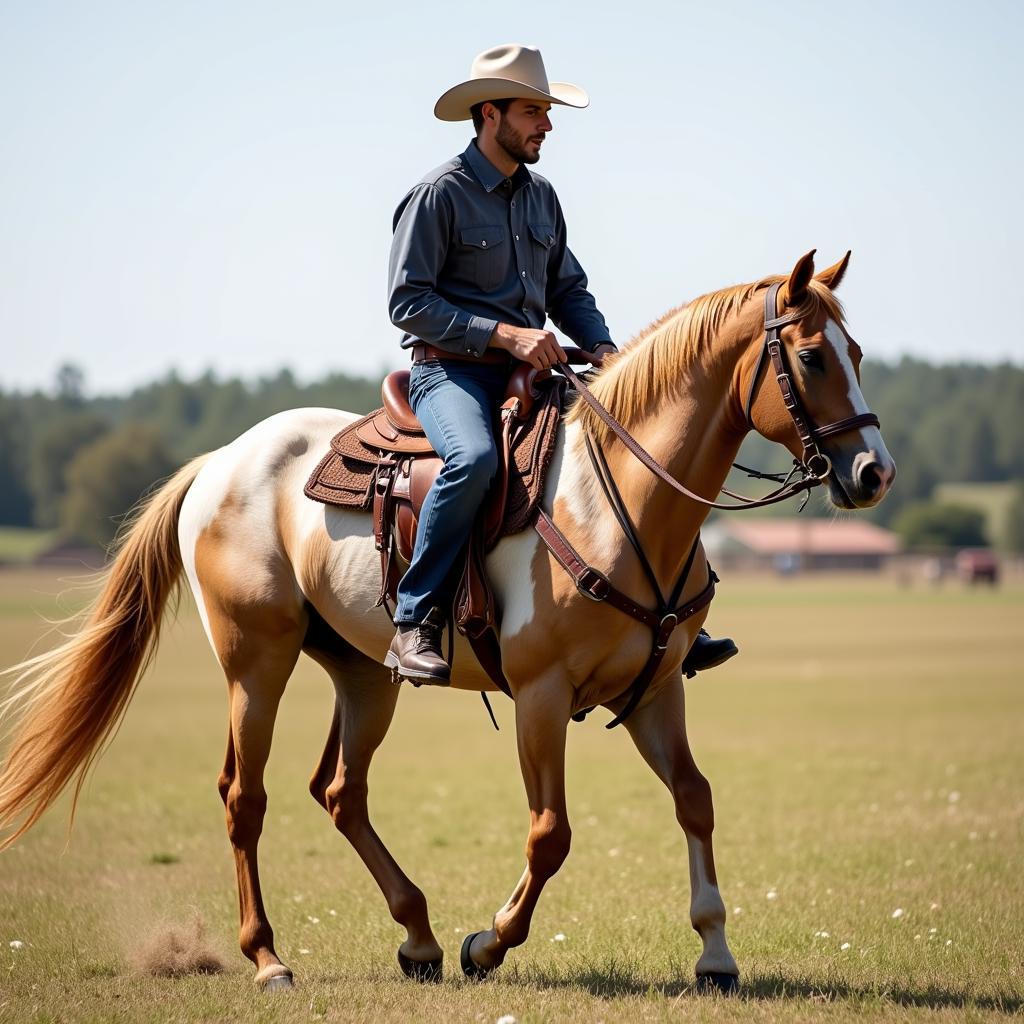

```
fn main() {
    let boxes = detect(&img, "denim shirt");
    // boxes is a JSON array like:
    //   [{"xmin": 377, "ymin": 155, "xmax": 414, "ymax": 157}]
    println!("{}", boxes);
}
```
[{"xmin": 388, "ymin": 140, "xmax": 613, "ymax": 357}]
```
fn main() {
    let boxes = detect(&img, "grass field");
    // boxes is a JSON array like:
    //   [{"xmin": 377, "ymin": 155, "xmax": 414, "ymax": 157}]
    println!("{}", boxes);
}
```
[
  {"xmin": 0, "ymin": 568, "xmax": 1021, "ymax": 1023},
  {"xmin": 0, "ymin": 530, "xmax": 56, "ymax": 567}
]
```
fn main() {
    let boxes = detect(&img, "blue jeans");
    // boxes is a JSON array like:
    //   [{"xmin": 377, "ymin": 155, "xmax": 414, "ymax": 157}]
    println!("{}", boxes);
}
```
[{"xmin": 393, "ymin": 359, "xmax": 509, "ymax": 625}]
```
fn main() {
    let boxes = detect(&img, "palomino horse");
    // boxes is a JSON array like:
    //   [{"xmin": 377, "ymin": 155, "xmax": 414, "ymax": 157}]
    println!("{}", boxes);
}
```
[{"xmin": 0, "ymin": 251, "xmax": 894, "ymax": 991}]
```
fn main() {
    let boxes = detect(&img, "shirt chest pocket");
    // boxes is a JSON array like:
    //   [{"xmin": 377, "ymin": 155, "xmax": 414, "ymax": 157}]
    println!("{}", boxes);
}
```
[
  {"xmin": 528, "ymin": 223, "xmax": 555, "ymax": 281},
  {"xmin": 459, "ymin": 225, "xmax": 508, "ymax": 292}
]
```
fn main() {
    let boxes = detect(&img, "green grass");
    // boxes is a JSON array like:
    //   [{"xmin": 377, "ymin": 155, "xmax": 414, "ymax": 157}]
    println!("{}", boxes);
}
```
[
  {"xmin": 0, "ymin": 567, "xmax": 1022, "ymax": 1022},
  {"xmin": 0, "ymin": 528, "xmax": 57, "ymax": 566}
]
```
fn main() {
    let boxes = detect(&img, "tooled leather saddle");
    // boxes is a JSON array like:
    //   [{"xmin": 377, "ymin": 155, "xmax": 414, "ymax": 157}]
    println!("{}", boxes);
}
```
[{"xmin": 304, "ymin": 360, "xmax": 568, "ymax": 692}]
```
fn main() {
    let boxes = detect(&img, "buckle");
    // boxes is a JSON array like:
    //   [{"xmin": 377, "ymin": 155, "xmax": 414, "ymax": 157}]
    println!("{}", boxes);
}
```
[
  {"xmin": 576, "ymin": 568, "xmax": 610, "ymax": 601},
  {"xmin": 655, "ymin": 612, "xmax": 678, "ymax": 650}
]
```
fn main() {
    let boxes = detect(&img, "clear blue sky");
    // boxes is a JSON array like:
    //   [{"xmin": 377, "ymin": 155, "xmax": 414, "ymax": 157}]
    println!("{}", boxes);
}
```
[{"xmin": 1, "ymin": 0, "xmax": 1021, "ymax": 394}]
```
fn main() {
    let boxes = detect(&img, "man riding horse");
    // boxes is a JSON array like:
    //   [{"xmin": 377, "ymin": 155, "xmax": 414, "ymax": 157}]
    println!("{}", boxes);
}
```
[{"xmin": 384, "ymin": 44, "xmax": 736, "ymax": 683}]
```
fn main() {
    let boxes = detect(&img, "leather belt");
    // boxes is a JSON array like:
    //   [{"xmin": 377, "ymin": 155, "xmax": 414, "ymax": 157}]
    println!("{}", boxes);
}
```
[{"xmin": 412, "ymin": 342, "xmax": 509, "ymax": 366}]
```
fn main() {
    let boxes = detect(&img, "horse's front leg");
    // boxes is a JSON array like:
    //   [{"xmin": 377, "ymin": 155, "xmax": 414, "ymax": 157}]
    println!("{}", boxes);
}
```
[
  {"xmin": 624, "ymin": 677, "xmax": 740, "ymax": 992},
  {"xmin": 461, "ymin": 679, "xmax": 573, "ymax": 978}
]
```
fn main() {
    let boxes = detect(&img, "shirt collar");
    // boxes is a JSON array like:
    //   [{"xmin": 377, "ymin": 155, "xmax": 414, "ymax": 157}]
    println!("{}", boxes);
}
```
[{"xmin": 463, "ymin": 139, "xmax": 532, "ymax": 194}]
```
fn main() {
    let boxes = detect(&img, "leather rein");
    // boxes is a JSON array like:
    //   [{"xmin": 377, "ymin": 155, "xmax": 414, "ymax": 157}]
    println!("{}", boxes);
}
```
[{"xmin": 534, "ymin": 282, "xmax": 881, "ymax": 727}]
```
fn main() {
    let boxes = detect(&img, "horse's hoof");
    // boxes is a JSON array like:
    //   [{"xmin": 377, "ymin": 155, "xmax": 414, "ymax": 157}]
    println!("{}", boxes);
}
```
[
  {"xmin": 460, "ymin": 932, "xmax": 494, "ymax": 980},
  {"xmin": 256, "ymin": 965, "xmax": 294, "ymax": 992},
  {"xmin": 397, "ymin": 949, "xmax": 443, "ymax": 983},
  {"xmin": 695, "ymin": 971, "xmax": 739, "ymax": 995}
]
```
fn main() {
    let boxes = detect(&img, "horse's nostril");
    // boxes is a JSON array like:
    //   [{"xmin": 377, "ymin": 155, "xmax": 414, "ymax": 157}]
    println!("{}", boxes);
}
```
[{"xmin": 858, "ymin": 461, "xmax": 884, "ymax": 497}]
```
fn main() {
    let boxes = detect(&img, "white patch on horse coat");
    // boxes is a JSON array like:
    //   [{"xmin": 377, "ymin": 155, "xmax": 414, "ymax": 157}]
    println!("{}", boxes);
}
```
[
  {"xmin": 550, "ymin": 421, "xmax": 620, "ymax": 562},
  {"xmin": 824, "ymin": 319, "xmax": 894, "ymax": 466},
  {"xmin": 686, "ymin": 835, "xmax": 739, "ymax": 976},
  {"xmin": 487, "ymin": 530, "xmax": 541, "ymax": 643},
  {"xmin": 179, "ymin": 408, "xmax": 359, "ymax": 645},
  {"xmin": 488, "ymin": 419, "xmax": 625, "ymax": 645},
  {"xmin": 178, "ymin": 446, "xmax": 233, "ymax": 644}
]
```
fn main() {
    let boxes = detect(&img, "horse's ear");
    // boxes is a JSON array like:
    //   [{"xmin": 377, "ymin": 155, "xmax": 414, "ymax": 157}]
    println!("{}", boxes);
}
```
[
  {"xmin": 783, "ymin": 250, "xmax": 816, "ymax": 307},
  {"xmin": 815, "ymin": 250, "xmax": 851, "ymax": 291}
]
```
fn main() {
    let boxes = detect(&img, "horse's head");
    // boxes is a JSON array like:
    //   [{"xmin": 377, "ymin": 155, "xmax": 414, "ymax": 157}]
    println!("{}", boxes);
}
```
[{"xmin": 742, "ymin": 250, "xmax": 896, "ymax": 509}]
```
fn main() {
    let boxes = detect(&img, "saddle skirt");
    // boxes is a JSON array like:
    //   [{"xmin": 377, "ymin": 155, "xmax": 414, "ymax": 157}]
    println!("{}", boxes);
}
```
[{"xmin": 304, "ymin": 363, "xmax": 567, "ymax": 653}]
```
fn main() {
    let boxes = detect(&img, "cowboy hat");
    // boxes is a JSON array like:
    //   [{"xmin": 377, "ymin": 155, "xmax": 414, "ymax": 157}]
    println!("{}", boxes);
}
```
[{"xmin": 434, "ymin": 44, "xmax": 589, "ymax": 122}]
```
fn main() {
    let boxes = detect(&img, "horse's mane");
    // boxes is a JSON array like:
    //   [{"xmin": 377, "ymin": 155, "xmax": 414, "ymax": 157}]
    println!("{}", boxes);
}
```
[{"xmin": 567, "ymin": 275, "xmax": 845, "ymax": 446}]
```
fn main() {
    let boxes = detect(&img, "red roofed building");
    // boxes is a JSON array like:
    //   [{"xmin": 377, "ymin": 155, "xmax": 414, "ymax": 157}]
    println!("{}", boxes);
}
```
[{"xmin": 703, "ymin": 518, "xmax": 902, "ymax": 572}]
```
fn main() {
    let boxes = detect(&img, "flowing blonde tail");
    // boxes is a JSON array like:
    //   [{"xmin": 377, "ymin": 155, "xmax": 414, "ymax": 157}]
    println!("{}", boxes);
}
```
[{"xmin": 0, "ymin": 453, "xmax": 210, "ymax": 849}]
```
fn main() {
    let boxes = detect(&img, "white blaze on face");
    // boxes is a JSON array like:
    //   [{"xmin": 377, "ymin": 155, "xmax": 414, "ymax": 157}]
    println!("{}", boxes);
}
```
[{"xmin": 823, "ymin": 319, "xmax": 894, "ymax": 466}]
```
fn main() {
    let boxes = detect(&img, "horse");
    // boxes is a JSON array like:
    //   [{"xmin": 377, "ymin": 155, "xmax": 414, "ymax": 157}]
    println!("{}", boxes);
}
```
[{"xmin": 0, "ymin": 250, "xmax": 895, "ymax": 992}]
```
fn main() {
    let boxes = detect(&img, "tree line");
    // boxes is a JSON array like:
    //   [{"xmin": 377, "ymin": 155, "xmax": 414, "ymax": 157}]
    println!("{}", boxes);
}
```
[{"xmin": 0, "ymin": 357, "xmax": 1021, "ymax": 549}]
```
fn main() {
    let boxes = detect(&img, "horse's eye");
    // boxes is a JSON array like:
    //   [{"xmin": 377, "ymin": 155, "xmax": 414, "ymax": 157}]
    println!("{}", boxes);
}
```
[{"xmin": 798, "ymin": 348, "xmax": 824, "ymax": 371}]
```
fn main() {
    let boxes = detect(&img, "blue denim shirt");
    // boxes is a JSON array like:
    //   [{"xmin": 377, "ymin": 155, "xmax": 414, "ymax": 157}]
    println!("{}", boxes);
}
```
[{"xmin": 388, "ymin": 140, "xmax": 613, "ymax": 357}]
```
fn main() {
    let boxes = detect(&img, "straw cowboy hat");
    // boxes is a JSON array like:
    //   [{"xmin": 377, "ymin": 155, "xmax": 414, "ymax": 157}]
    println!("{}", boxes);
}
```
[{"xmin": 434, "ymin": 44, "xmax": 589, "ymax": 122}]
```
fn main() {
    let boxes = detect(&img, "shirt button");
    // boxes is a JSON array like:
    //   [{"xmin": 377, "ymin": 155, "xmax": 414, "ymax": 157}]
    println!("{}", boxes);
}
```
[
  {"xmin": 521, "ymin": 270, "xmax": 526, "ymax": 277},
  {"xmin": 515, "ymin": 234, "xmax": 520, "ymax": 241},
  {"xmin": 481, "ymin": 240, "xmax": 487, "ymax": 247}
]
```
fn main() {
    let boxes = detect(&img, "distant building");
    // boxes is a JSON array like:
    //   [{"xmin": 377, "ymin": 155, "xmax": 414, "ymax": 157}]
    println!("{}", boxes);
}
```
[{"xmin": 703, "ymin": 518, "xmax": 902, "ymax": 572}]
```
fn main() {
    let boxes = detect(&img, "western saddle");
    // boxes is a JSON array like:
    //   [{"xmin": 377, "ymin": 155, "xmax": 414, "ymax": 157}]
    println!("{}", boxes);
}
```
[{"xmin": 305, "ymin": 356, "xmax": 573, "ymax": 693}]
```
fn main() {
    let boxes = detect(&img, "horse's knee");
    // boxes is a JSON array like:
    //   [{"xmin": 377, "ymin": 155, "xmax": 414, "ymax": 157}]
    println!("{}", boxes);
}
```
[
  {"xmin": 324, "ymin": 776, "xmax": 368, "ymax": 838},
  {"xmin": 526, "ymin": 811, "xmax": 571, "ymax": 880},
  {"xmin": 673, "ymin": 769, "xmax": 714, "ymax": 837},
  {"xmin": 224, "ymin": 787, "xmax": 267, "ymax": 847},
  {"xmin": 217, "ymin": 769, "xmax": 232, "ymax": 806}
]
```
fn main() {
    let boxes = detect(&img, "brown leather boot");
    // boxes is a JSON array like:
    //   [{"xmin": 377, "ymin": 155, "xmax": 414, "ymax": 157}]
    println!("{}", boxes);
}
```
[{"xmin": 383, "ymin": 609, "xmax": 450, "ymax": 685}]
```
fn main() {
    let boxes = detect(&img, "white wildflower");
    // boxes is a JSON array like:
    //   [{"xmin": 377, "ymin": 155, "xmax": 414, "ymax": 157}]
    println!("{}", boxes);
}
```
[
  {"xmin": 766, "ymin": 889, "xmax": 778, "ymax": 900},
  {"xmin": 9, "ymin": 940, "xmax": 25, "ymax": 950},
  {"xmin": 553, "ymin": 933, "xmax": 567, "ymax": 942},
  {"xmin": 840, "ymin": 942, "xmax": 851, "ymax": 951},
  {"xmin": 891, "ymin": 908, "xmax": 905, "ymax": 919},
  {"xmin": 948, "ymin": 791, "xmax": 960, "ymax": 804},
  {"xmin": 299, "ymin": 948, "xmax": 311, "ymax": 955},
  {"xmin": 732, "ymin": 907, "xmax": 743, "ymax": 915},
  {"xmin": 307, "ymin": 916, "xmax": 320, "ymax": 924},
  {"xmin": 814, "ymin": 930, "xmax": 830, "ymax": 938},
  {"xmin": 497, "ymin": 1016, "xmax": 517, "ymax": 1024},
  {"xmin": 607, "ymin": 848, "xmax": 620, "ymax": 857}
]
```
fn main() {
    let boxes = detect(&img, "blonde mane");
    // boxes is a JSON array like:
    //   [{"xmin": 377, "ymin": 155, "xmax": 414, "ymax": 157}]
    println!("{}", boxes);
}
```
[{"xmin": 567, "ymin": 276, "xmax": 845, "ymax": 446}]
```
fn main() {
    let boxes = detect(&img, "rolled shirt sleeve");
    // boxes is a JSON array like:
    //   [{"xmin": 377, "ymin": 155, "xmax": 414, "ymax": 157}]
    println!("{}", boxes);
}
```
[{"xmin": 388, "ymin": 184, "xmax": 498, "ymax": 357}]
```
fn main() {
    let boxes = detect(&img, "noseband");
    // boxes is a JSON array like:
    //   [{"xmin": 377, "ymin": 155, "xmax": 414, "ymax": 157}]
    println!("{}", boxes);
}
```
[{"xmin": 743, "ymin": 282, "xmax": 881, "ymax": 481}]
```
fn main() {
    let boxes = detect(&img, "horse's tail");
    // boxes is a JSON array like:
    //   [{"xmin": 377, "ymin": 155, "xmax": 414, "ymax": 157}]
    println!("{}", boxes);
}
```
[{"xmin": 0, "ymin": 453, "xmax": 211, "ymax": 849}]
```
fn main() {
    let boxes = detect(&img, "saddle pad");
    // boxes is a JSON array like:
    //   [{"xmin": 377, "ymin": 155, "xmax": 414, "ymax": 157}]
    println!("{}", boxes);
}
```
[{"xmin": 304, "ymin": 375, "xmax": 567, "ymax": 542}]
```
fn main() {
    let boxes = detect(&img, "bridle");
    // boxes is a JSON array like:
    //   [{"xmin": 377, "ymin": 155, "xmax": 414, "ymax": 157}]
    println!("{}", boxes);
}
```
[
  {"xmin": 742, "ymin": 281, "xmax": 881, "ymax": 484},
  {"xmin": 534, "ymin": 284, "xmax": 883, "ymax": 728},
  {"xmin": 560, "ymin": 281, "xmax": 882, "ymax": 511}
]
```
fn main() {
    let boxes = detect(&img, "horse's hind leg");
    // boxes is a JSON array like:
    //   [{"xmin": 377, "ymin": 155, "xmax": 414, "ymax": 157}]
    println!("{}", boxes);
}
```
[
  {"xmin": 625, "ymin": 679, "xmax": 739, "ymax": 992},
  {"xmin": 306, "ymin": 643, "xmax": 444, "ymax": 981},
  {"xmin": 213, "ymin": 608, "xmax": 304, "ymax": 990}
]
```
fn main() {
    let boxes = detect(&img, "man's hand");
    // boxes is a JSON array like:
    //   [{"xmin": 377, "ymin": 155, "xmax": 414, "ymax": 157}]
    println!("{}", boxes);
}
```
[{"xmin": 489, "ymin": 323, "xmax": 567, "ymax": 369}]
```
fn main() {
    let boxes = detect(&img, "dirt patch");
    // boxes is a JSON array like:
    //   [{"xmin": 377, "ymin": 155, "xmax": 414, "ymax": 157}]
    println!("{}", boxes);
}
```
[{"xmin": 132, "ymin": 915, "xmax": 224, "ymax": 978}]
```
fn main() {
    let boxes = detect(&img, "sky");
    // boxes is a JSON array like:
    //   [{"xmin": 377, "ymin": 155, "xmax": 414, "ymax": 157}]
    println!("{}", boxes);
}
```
[{"xmin": 1, "ymin": 0, "xmax": 1021, "ymax": 395}]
